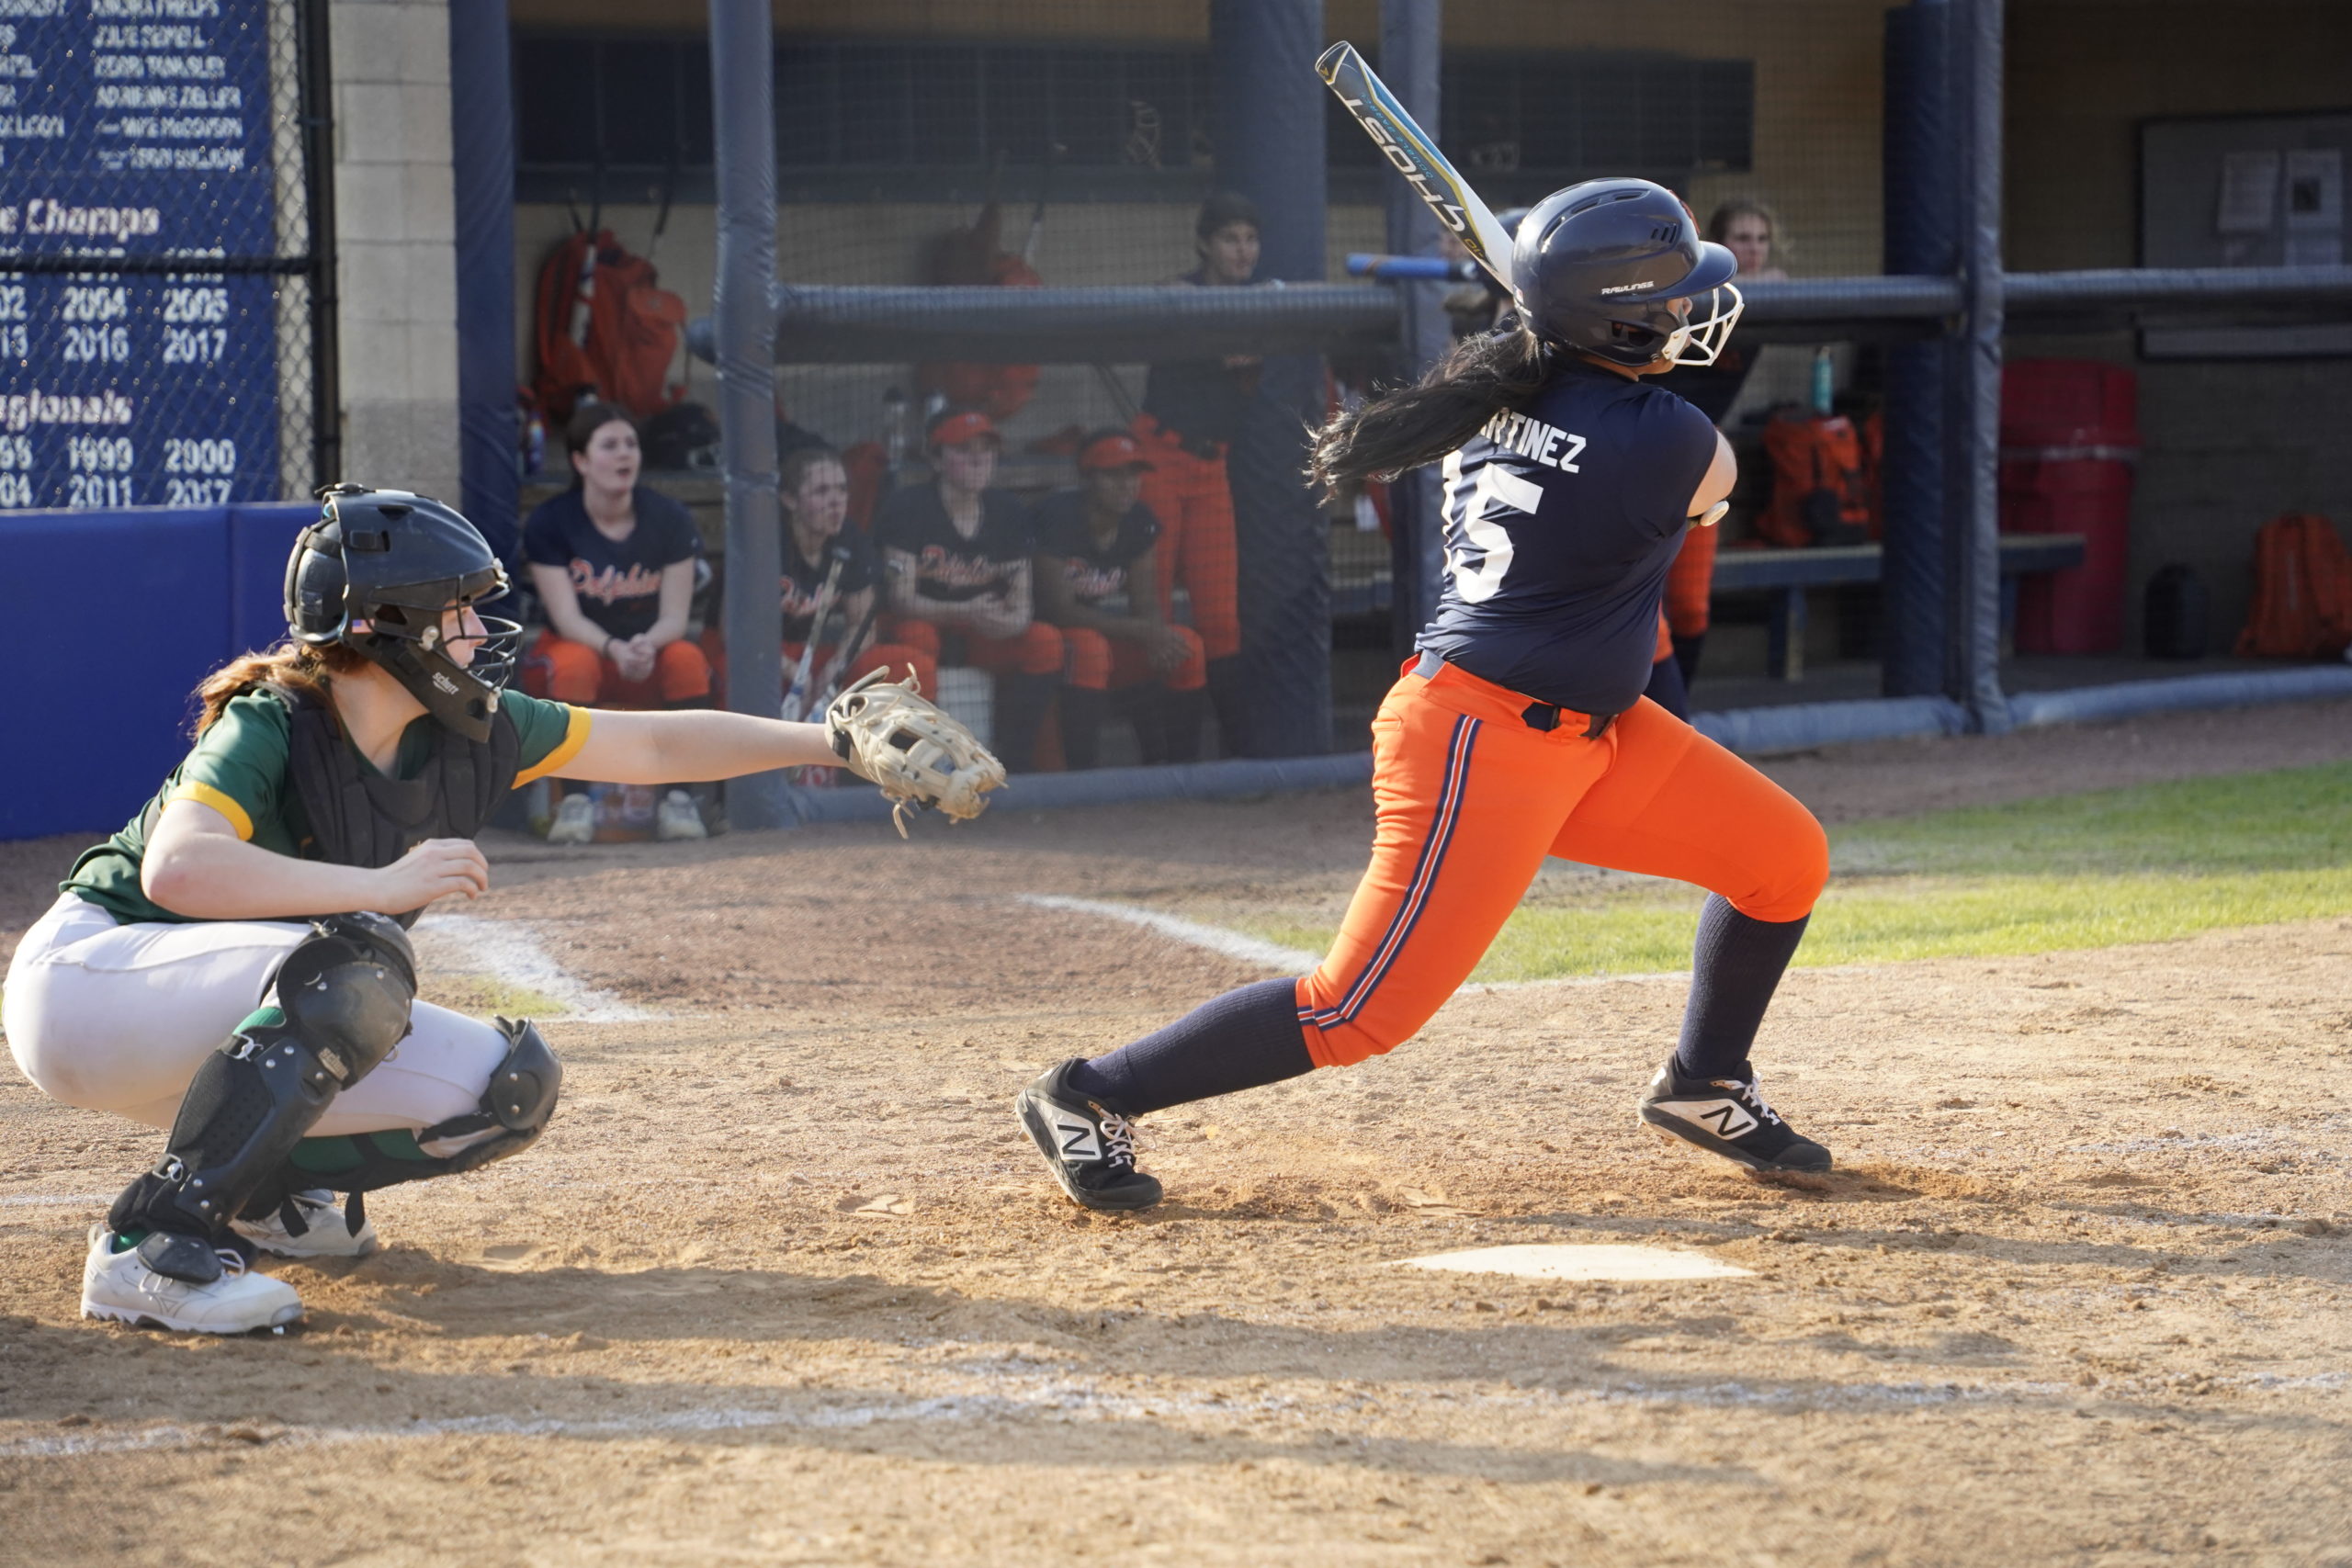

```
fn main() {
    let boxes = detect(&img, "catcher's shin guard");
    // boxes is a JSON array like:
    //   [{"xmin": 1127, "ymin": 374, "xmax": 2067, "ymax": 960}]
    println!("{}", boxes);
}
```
[
  {"xmin": 110, "ymin": 913, "xmax": 417, "ymax": 1283},
  {"xmin": 243, "ymin": 1017, "xmax": 563, "ymax": 1234}
]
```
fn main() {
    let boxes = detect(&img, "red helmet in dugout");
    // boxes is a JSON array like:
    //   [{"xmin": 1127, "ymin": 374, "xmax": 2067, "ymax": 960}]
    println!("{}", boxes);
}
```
[{"xmin": 1511, "ymin": 178, "xmax": 1744, "ymax": 369}]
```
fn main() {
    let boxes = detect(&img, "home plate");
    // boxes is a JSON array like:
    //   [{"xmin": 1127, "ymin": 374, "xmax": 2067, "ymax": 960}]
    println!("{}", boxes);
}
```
[{"xmin": 1393, "ymin": 1244, "xmax": 1754, "ymax": 1282}]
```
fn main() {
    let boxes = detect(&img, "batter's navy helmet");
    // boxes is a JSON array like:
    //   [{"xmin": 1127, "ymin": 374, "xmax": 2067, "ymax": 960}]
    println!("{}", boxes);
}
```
[
  {"xmin": 285, "ymin": 484, "xmax": 521, "ymax": 740},
  {"xmin": 1510, "ymin": 178, "xmax": 1744, "ymax": 368}
]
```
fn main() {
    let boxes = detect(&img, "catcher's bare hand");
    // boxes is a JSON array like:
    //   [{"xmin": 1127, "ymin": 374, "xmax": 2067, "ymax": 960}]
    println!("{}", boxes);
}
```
[{"xmin": 375, "ymin": 837, "xmax": 491, "ymax": 911}]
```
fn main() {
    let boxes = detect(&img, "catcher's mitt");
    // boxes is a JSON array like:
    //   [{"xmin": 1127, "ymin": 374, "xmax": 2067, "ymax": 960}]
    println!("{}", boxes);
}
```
[{"xmin": 825, "ymin": 668, "xmax": 1007, "ymax": 837}]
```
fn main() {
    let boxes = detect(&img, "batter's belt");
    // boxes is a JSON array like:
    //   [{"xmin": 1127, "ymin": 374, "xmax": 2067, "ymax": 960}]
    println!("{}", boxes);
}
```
[{"xmin": 1409, "ymin": 650, "xmax": 1619, "ymax": 740}]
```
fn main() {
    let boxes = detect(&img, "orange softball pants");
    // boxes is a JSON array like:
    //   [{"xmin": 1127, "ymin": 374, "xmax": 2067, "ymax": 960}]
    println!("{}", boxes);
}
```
[
  {"xmin": 524, "ymin": 629, "xmax": 713, "ymax": 707},
  {"xmin": 884, "ymin": 616, "xmax": 1064, "ymax": 677},
  {"xmin": 698, "ymin": 633, "xmax": 938, "ymax": 705},
  {"xmin": 1295, "ymin": 658, "xmax": 1828, "ymax": 1069},
  {"xmin": 1061, "ymin": 624, "xmax": 1208, "ymax": 692},
  {"xmin": 1132, "ymin": 416, "xmax": 1241, "ymax": 660}
]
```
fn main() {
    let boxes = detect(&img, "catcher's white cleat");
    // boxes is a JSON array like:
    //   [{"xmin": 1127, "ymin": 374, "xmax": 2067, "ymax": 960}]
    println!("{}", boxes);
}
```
[
  {"xmin": 81, "ymin": 1226, "xmax": 305, "ymax": 1335},
  {"xmin": 545, "ymin": 792, "xmax": 595, "ymax": 845},
  {"xmin": 655, "ymin": 788, "xmax": 708, "ymax": 841},
  {"xmin": 232, "ymin": 1190, "xmax": 380, "ymax": 1259}
]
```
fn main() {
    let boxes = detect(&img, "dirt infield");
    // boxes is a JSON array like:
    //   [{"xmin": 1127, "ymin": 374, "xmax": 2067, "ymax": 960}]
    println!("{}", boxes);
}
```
[{"xmin": 6, "ymin": 698, "xmax": 2352, "ymax": 1566}]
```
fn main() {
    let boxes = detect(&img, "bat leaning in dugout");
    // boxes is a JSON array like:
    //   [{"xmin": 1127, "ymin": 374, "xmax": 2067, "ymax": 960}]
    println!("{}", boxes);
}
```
[{"xmin": 0, "ymin": 483, "xmax": 1004, "ymax": 1338}]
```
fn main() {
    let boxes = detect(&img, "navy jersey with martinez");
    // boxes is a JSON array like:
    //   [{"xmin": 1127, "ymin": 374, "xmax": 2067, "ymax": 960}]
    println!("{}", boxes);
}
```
[{"xmin": 1416, "ymin": 357, "xmax": 1719, "ymax": 716}]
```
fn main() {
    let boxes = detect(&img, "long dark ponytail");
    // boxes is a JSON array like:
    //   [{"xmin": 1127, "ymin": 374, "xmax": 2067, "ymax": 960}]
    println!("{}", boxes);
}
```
[{"xmin": 1310, "ymin": 325, "xmax": 1552, "ymax": 492}]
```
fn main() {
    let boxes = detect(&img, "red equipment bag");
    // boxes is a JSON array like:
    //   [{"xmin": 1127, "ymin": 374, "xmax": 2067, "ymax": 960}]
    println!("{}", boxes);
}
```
[
  {"xmin": 532, "ymin": 228, "xmax": 689, "ymax": 428},
  {"xmin": 2236, "ymin": 512, "xmax": 2352, "ymax": 659},
  {"xmin": 1758, "ymin": 410, "xmax": 1875, "ymax": 547}
]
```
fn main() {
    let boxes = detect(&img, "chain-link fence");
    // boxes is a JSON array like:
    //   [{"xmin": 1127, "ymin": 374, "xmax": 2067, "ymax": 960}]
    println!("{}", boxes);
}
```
[{"xmin": 0, "ymin": 0, "xmax": 334, "ymax": 510}]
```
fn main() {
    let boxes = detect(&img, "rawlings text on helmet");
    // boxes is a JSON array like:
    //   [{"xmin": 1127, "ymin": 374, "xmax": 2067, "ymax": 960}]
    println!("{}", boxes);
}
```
[
  {"xmin": 1510, "ymin": 178, "xmax": 1745, "ymax": 370},
  {"xmin": 284, "ymin": 484, "xmax": 522, "ymax": 742}
]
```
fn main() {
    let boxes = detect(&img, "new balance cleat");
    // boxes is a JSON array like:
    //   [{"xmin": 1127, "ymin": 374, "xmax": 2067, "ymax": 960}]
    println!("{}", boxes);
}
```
[
  {"xmin": 232, "ymin": 1190, "xmax": 379, "ymax": 1259},
  {"xmin": 1638, "ymin": 1056, "xmax": 1832, "ymax": 1173},
  {"xmin": 1015, "ymin": 1059, "xmax": 1164, "ymax": 1212},
  {"xmin": 80, "ymin": 1225, "xmax": 305, "ymax": 1335}
]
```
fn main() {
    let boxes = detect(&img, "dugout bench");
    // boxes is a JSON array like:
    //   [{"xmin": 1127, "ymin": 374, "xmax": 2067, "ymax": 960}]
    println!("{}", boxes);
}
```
[{"xmin": 1713, "ymin": 532, "xmax": 2087, "ymax": 679}]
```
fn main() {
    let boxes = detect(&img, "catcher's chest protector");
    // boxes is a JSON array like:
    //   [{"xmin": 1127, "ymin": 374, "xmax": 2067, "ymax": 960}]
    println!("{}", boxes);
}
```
[{"xmin": 268, "ymin": 684, "xmax": 520, "ymax": 891}]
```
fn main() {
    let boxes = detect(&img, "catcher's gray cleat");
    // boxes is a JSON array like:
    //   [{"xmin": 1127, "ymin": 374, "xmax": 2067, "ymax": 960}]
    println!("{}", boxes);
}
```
[
  {"xmin": 1016, "ymin": 1059, "xmax": 1164, "ymax": 1212},
  {"xmin": 1638, "ymin": 1056, "xmax": 1832, "ymax": 1174},
  {"xmin": 232, "ymin": 1190, "xmax": 379, "ymax": 1259}
]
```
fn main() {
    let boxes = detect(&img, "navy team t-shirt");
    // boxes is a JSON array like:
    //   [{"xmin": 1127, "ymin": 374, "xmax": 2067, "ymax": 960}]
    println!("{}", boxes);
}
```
[
  {"xmin": 872, "ymin": 484, "xmax": 1034, "ymax": 605},
  {"xmin": 521, "ymin": 487, "xmax": 702, "ymax": 640},
  {"xmin": 1417, "ymin": 360, "xmax": 1718, "ymax": 716},
  {"xmin": 1032, "ymin": 489, "xmax": 1159, "ymax": 607}
]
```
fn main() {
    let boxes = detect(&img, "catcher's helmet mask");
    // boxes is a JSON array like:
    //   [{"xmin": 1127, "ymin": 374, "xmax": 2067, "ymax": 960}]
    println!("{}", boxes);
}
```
[
  {"xmin": 1511, "ymin": 178, "xmax": 1744, "ymax": 370},
  {"xmin": 285, "ymin": 483, "xmax": 522, "ymax": 741}
]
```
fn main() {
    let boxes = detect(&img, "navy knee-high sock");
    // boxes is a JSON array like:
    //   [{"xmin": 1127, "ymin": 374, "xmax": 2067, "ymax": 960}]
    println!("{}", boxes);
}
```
[
  {"xmin": 1064, "ymin": 978, "xmax": 1313, "ymax": 1116},
  {"xmin": 1674, "ymin": 896, "xmax": 1810, "ymax": 1081}
]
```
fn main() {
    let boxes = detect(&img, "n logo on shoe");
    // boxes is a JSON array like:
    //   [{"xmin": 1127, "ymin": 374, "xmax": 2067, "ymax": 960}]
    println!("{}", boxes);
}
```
[
  {"xmin": 1056, "ymin": 1118, "xmax": 1102, "ymax": 1162},
  {"xmin": 1685, "ymin": 1098, "xmax": 1758, "ymax": 1140}
]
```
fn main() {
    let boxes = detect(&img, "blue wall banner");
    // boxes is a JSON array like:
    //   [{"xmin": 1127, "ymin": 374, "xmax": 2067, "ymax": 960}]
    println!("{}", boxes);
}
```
[{"xmin": 0, "ymin": 0, "xmax": 280, "ymax": 510}]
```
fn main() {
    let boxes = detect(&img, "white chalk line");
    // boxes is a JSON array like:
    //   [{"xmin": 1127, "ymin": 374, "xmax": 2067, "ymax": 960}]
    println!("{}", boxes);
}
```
[
  {"xmin": 411, "ymin": 914, "xmax": 656, "ymax": 1023},
  {"xmin": 25, "ymin": 1352, "xmax": 2316, "ymax": 1461},
  {"xmin": 1017, "ymin": 895, "xmax": 1690, "ymax": 991},
  {"xmin": 1018, "ymin": 896, "xmax": 1324, "ymax": 972},
  {"xmin": 1, "ymin": 1192, "xmax": 112, "ymax": 1208}
]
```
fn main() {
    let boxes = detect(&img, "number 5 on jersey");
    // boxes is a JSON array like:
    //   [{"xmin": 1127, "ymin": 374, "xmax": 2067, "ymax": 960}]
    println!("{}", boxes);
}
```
[{"xmin": 1439, "ymin": 449, "xmax": 1543, "ymax": 603}]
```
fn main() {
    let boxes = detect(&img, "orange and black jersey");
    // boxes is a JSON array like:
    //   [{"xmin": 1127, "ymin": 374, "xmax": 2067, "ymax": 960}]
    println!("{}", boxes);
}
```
[
  {"xmin": 873, "ymin": 484, "xmax": 1035, "ymax": 605},
  {"xmin": 1033, "ymin": 490, "xmax": 1160, "ymax": 608},
  {"xmin": 1418, "ymin": 361, "xmax": 1717, "ymax": 716}
]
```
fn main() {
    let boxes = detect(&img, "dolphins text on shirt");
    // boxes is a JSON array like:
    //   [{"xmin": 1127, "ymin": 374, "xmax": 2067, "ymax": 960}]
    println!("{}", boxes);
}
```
[{"xmin": 1478, "ymin": 408, "xmax": 1587, "ymax": 472}]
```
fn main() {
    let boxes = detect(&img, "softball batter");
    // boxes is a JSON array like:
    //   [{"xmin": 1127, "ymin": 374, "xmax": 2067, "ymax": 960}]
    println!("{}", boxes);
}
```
[
  {"xmin": 5, "ymin": 485, "xmax": 951, "ymax": 1333},
  {"xmin": 1020, "ymin": 179, "xmax": 1831, "ymax": 1210}
]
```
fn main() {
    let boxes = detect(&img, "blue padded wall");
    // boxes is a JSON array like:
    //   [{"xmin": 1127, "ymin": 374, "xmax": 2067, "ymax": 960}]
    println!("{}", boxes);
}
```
[
  {"xmin": 228, "ymin": 502, "xmax": 315, "ymax": 659},
  {"xmin": 1, "ymin": 507, "xmax": 232, "ymax": 840}
]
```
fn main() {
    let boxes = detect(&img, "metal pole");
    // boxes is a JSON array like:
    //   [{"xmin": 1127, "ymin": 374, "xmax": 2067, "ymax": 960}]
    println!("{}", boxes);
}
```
[
  {"xmin": 1380, "ymin": 0, "xmax": 1448, "ymax": 657},
  {"xmin": 1211, "ymin": 0, "xmax": 1331, "ymax": 758},
  {"xmin": 449, "ymin": 0, "xmax": 518, "ymax": 559},
  {"xmin": 1880, "ymin": 0, "xmax": 1950, "ymax": 697},
  {"xmin": 1942, "ymin": 0, "xmax": 2008, "ymax": 731},
  {"xmin": 708, "ymin": 0, "xmax": 786, "ymax": 826},
  {"xmin": 298, "ymin": 0, "xmax": 339, "ymax": 491}
]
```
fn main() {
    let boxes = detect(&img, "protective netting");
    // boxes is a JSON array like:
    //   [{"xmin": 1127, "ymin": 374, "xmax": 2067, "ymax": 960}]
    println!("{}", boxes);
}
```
[
  {"xmin": 0, "ymin": 0, "xmax": 328, "ymax": 509},
  {"xmin": 506, "ymin": 2, "xmax": 2352, "ymax": 765}
]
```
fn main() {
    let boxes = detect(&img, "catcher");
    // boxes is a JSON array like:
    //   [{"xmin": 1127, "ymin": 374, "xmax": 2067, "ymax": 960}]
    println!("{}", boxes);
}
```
[{"xmin": 2, "ymin": 485, "xmax": 1001, "ymax": 1335}]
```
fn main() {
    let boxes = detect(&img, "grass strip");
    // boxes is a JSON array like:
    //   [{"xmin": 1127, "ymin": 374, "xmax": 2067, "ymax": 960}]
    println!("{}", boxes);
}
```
[{"xmin": 1227, "ymin": 762, "xmax": 2352, "ymax": 981}]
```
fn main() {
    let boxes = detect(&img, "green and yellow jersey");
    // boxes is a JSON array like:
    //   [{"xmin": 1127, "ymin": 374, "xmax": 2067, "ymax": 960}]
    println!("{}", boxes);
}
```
[{"xmin": 63, "ymin": 688, "xmax": 591, "ymax": 926}]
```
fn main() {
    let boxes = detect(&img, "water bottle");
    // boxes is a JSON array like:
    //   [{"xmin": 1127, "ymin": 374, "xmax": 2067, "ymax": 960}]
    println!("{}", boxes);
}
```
[
  {"xmin": 880, "ymin": 386, "xmax": 909, "ymax": 466},
  {"xmin": 1810, "ymin": 346, "xmax": 1835, "ymax": 416}
]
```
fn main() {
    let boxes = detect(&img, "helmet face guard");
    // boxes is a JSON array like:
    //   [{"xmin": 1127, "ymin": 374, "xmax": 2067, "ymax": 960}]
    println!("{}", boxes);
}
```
[
  {"xmin": 1643, "ymin": 281, "xmax": 1746, "ymax": 368},
  {"xmin": 286, "ymin": 486, "xmax": 520, "ymax": 741}
]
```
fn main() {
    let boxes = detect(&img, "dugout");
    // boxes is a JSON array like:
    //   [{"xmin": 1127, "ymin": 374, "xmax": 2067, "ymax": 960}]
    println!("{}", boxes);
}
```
[{"xmin": 496, "ymin": 4, "xmax": 2352, "ymax": 750}]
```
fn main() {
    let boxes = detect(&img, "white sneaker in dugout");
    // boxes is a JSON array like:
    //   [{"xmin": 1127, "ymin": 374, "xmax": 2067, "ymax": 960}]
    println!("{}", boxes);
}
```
[
  {"xmin": 655, "ymin": 788, "xmax": 707, "ymax": 841},
  {"xmin": 231, "ymin": 1190, "xmax": 379, "ymax": 1258},
  {"xmin": 80, "ymin": 1226, "xmax": 305, "ymax": 1335},
  {"xmin": 545, "ymin": 792, "xmax": 596, "ymax": 845}
]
